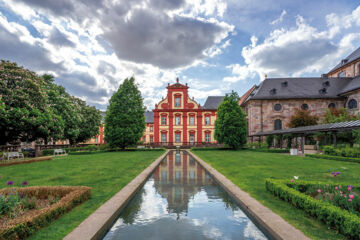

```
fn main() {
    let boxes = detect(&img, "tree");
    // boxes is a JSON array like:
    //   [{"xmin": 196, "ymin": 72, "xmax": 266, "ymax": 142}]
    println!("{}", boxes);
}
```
[
  {"xmin": 0, "ymin": 61, "xmax": 60, "ymax": 144},
  {"xmin": 73, "ymin": 98, "xmax": 102, "ymax": 144},
  {"xmin": 323, "ymin": 107, "xmax": 360, "ymax": 146},
  {"xmin": 288, "ymin": 109, "xmax": 318, "ymax": 128},
  {"xmin": 214, "ymin": 91, "xmax": 247, "ymax": 149},
  {"xmin": 105, "ymin": 77, "xmax": 145, "ymax": 149}
]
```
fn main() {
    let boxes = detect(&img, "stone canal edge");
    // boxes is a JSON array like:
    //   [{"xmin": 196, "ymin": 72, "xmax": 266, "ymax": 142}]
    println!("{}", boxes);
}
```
[
  {"xmin": 64, "ymin": 150, "xmax": 170, "ymax": 240},
  {"xmin": 187, "ymin": 150, "xmax": 310, "ymax": 240}
]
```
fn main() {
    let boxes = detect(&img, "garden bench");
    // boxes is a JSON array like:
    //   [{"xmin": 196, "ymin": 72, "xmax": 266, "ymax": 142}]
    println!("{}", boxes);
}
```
[
  {"xmin": 54, "ymin": 149, "xmax": 66, "ymax": 155},
  {"xmin": 3, "ymin": 152, "xmax": 24, "ymax": 161}
]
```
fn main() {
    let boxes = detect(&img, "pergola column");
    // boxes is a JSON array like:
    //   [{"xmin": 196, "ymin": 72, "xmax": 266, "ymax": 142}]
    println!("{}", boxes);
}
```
[
  {"xmin": 333, "ymin": 132, "xmax": 337, "ymax": 147},
  {"xmin": 301, "ymin": 135, "xmax": 305, "ymax": 155}
]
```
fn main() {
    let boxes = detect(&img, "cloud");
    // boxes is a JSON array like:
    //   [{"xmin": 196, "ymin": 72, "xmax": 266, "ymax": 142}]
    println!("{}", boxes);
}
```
[
  {"xmin": 102, "ymin": 9, "xmax": 233, "ymax": 68},
  {"xmin": 48, "ymin": 27, "xmax": 75, "ymax": 47},
  {"xmin": 229, "ymin": 13, "xmax": 360, "ymax": 81},
  {"xmin": 0, "ymin": 17, "xmax": 64, "ymax": 72},
  {"xmin": 270, "ymin": 10, "xmax": 286, "ymax": 25}
]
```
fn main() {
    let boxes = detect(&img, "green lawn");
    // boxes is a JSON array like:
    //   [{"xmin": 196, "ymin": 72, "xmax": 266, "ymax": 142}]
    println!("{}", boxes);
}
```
[
  {"xmin": 0, "ymin": 150, "xmax": 164, "ymax": 240},
  {"xmin": 191, "ymin": 150, "xmax": 360, "ymax": 240}
]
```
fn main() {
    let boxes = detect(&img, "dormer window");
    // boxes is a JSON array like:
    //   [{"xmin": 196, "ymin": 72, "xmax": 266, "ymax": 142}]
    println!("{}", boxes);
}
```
[
  {"xmin": 281, "ymin": 81, "xmax": 288, "ymax": 87},
  {"xmin": 301, "ymin": 103, "xmax": 309, "ymax": 110},
  {"xmin": 338, "ymin": 71, "xmax": 345, "ymax": 77},
  {"xmin": 319, "ymin": 88, "xmax": 327, "ymax": 95},
  {"xmin": 270, "ymin": 88, "xmax": 276, "ymax": 95},
  {"xmin": 175, "ymin": 97, "xmax": 181, "ymax": 107},
  {"xmin": 322, "ymin": 81, "xmax": 330, "ymax": 87}
]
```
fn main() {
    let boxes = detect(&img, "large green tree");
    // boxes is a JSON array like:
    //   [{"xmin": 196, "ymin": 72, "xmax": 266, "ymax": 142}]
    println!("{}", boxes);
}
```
[
  {"xmin": 105, "ymin": 77, "xmax": 145, "ymax": 149},
  {"xmin": 214, "ymin": 91, "xmax": 247, "ymax": 149},
  {"xmin": 0, "ymin": 61, "xmax": 60, "ymax": 144},
  {"xmin": 73, "ymin": 98, "xmax": 102, "ymax": 144}
]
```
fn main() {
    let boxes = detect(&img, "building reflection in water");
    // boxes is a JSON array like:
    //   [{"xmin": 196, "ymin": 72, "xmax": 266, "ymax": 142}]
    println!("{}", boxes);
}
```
[
  {"xmin": 154, "ymin": 151, "xmax": 216, "ymax": 218},
  {"xmin": 103, "ymin": 150, "xmax": 268, "ymax": 240}
]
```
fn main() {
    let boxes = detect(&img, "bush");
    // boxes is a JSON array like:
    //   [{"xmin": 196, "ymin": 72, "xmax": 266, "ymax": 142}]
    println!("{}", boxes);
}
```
[
  {"xmin": 266, "ymin": 135, "xmax": 274, "ymax": 148},
  {"xmin": 266, "ymin": 179, "xmax": 360, "ymax": 239},
  {"xmin": 322, "ymin": 146, "xmax": 360, "ymax": 158},
  {"xmin": 0, "ymin": 186, "xmax": 91, "ymax": 240},
  {"xmin": 305, "ymin": 154, "xmax": 360, "ymax": 163},
  {"xmin": 246, "ymin": 148, "xmax": 289, "ymax": 153},
  {"xmin": 41, "ymin": 149, "xmax": 54, "ymax": 156},
  {"xmin": 84, "ymin": 145, "xmax": 98, "ymax": 151}
]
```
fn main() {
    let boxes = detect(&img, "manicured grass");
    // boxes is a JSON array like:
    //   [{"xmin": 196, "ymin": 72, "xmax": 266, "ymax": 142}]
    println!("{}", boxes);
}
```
[
  {"xmin": 191, "ymin": 150, "xmax": 360, "ymax": 240},
  {"xmin": 0, "ymin": 150, "xmax": 164, "ymax": 240}
]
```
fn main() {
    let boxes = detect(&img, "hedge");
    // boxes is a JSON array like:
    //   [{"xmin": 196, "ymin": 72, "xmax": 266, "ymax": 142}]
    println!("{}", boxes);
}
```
[
  {"xmin": 246, "ymin": 148, "xmax": 289, "ymax": 153},
  {"xmin": 0, "ymin": 156, "xmax": 52, "ymax": 167},
  {"xmin": 305, "ymin": 154, "xmax": 360, "ymax": 164},
  {"xmin": 0, "ymin": 186, "xmax": 91, "ymax": 240},
  {"xmin": 265, "ymin": 179, "xmax": 360, "ymax": 239}
]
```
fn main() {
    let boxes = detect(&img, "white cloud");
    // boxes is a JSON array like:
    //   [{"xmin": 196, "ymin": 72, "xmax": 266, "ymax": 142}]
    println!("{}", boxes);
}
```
[
  {"xmin": 270, "ymin": 9, "xmax": 286, "ymax": 25},
  {"xmin": 223, "ymin": 64, "xmax": 257, "ymax": 83}
]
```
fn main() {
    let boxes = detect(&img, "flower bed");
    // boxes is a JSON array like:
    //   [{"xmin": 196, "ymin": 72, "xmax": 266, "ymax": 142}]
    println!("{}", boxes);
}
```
[
  {"xmin": 266, "ymin": 179, "xmax": 360, "ymax": 239},
  {"xmin": 0, "ymin": 186, "xmax": 91, "ymax": 240},
  {"xmin": 0, "ymin": 156, "xmax": 52, "ymax": 167},
  {"xmin": 305, "ymin": 153, "xmax": 360, "ymax": 163}
]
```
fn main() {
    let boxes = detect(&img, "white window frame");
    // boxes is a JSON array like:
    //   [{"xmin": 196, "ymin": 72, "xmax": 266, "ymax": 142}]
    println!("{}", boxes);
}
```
[
  {"xmin": 205, "ymin": 132, "xmax": 211, "ymax": 142},
  {"xmin": 205, "ymin": 116, "xmax": 210, "ymax": 125},
  {"xmin": 175, "ymin": 133, "xmax": 181, "ymax": 143},
  {"xmin": 161, "ymin": 116, "xmax": 167, "ymax": 125},
  {"xmin": 161, "ymin": 133, "xmax": 167, "ymax": 142},
  {"xmin": 189, "ymin": 116, "xmax": 195, "ymax": 125},
  {"xmin": 175, "ymin": 116, "xmax": 181, "ymax": 125},
  {"xmin": 175, "ymin": 97, "xmax": 181, "ymax": 107}
]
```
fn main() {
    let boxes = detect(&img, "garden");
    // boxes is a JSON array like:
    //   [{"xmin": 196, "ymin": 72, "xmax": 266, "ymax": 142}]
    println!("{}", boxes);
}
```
[
  {"xmin": 191, "ymin": 149, "xmax": 360, "ymax": 240},
  {"xmin": 0, "ymin": 150, "xmax": 164, "ymax": 239}
]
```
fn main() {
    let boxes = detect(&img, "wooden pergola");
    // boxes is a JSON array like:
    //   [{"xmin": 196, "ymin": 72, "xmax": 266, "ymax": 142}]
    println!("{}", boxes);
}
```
[{"xmin": 249, "ymin": 120, "xmax": 360, "ymax": 154}]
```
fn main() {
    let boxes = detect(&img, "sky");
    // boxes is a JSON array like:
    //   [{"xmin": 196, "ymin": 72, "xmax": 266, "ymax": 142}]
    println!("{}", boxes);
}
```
[{"xmin": 1, "ymin": 0, "xmax": 360, "ymax": 111}]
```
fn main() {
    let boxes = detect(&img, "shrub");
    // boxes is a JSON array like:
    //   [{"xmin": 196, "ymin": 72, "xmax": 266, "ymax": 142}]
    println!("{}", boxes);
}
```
[
  {"xmin": 305, "ymin": 154, "xmax": 360, "ymax": 163},
  {"xmin": 322, "ymin": 145, "xmax": 336, "ymax": 155},
  {"xmin": 266, "ymin": 135, "xmax": 274, "ymax": 148},
  {"xmin": 266, "ymin": 179, "xmax": 360, "ymax": 239},
  {"xmin": 42, "ymin": 149, "xmax": 54, "ymax": 156},
  {"xmin": 0, "ymin": 186, "xmax": 91, "ymax": 240},
  {"xmin": 84, "ymin": 144, "xmax": 98, "ymax": 151}
]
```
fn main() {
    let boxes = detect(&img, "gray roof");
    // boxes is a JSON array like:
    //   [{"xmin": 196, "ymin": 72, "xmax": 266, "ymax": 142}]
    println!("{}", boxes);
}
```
[
  {"xmin": 248, "ymin": 77, "xmax": 352, "ymax": 100},
  {"xmin": 251, "ymin": 120, "xmax": 360, "ymax": 136},
  {"xmin": 144, "ymin": 111, "xmax": 154, "ymax": 123},
  {"xmin": 329, "ymin": 46, "xmax": 360, "ymax": 74},
  {"xmin": 202, "ymin": 96, "xmax": 224, "ymax": 110},
  {"xmin": 340, "ymin": 76, "xmax": 360, "ymax": 95}
]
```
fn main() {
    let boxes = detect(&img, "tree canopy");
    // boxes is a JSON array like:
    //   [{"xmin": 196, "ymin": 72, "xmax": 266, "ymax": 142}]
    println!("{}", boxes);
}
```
[
  {"xmin": 105, "ymin": 77, "xmax": 145, "ymax": 149},
  {"xmin": 0, "ymin": 60, "xmax": 102, "ymax": 145},
  {"xmin": 214, "ymin": 91, "xmax": 247, "ymax": 149},
  {"xmin": 288, "ymin": 109, "xmax": 318, "ymax": 128}
]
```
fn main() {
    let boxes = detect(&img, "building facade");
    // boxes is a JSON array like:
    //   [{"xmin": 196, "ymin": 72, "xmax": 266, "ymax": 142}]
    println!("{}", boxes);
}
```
[
  {"xmin": 143, "ymin": 79, "xmax": 223, "ymax": 146},
  {"xmin": 240, "ymin": 46, "xmax": 360, "ymax": 139}
]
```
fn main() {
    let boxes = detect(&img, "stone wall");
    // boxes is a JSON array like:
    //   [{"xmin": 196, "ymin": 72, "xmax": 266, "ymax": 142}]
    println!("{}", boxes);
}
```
[
  {"xmin": 328, "ymin": 59, "xmax": 360, "ymax": 78},
  {"xmin": 244, "ymin": 98, "xmax": 345, "ymax": 136}
]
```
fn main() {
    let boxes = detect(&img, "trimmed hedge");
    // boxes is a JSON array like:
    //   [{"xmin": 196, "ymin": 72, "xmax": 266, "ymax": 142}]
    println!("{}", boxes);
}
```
[
  {"xmin": 266, "ymin": 179, "xmax": 360, "ymax": 239},
  {"xmin": 0, "ymin": 186, "xmax": 91, "ymax": 240},
  {"xmin": 0, "ymin": 156, "xmax": 52, "ymax": 167},
  {"xmin": 305, "ymin": 153, "xmax": 360, "ymax": 164},
  {"xmin": 246, "ymin": 148, "xmax": 289, "ymax": 153}
]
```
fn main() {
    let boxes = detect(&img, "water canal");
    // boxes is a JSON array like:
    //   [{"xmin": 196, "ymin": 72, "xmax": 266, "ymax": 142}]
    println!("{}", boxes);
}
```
[{"xmin": 103, "ymin": 150, "xmax": 269, "ymax": 240}]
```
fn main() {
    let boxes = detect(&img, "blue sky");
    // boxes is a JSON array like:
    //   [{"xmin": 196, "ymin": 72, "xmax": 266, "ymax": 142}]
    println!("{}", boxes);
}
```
[{"xmin": 1, "ymin": 0, "xmax": 360, "ymax": 110}]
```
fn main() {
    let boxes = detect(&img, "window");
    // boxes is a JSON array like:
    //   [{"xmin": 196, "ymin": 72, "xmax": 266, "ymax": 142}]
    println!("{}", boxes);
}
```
[
  {"xmin": 161, "ymin": 133, "xmax": 167, "ymax": 142},
  {"xmin": 274, "ymin": 104, "xmax": 282, "ymax": 111},
  {"xmin": 175, "ymin": 133, "xmax": 181, "ymax": 143},
  {"xmin": 189, "ymin": 116, "xmax": 195, "ymax": 125},
  {"xmin": 189, "ymin": 133, "xmax": 195, "ymax": 144},
  {"xmin": 348, "ymin": 99, "xmax": 357, "ymax": 109},
  {"xmin": 328, "ymin": 103, "xmax": 336, "ymax": 109},
  {"xmin": 205, "ymin": 132, "xmax": 211, "ymax": 142},
  {"xmin": 301, "ymin": 103, "xmax": 309, "ymax": 110},
  {"xmin": 150, "ymin": 126, "xmax": 153, "ymax": 132},
  {"xmin": 175, "ymin": 97, "xmax": 181, "ymax": 107},
  {"xmin": 161, "ymin": 116, "xmax": 167, "ymax": 125},
  {"xmin": 274, "ymin": 119, "xmax": 282, "ymax": 130},
  {"xmin": 150, "ymin": 136, "xmax": 153, "ymax": 143},
  {"xmin": 175, "ymin": 116, "xmax": 181, "ymax": 125},
  {"xmin": 338, "ymin": 71, "xmax": 346, "ymax": 77},
  {"xmin": 205, "ymin": 116, "xmax": 210, "ymax": 125}
]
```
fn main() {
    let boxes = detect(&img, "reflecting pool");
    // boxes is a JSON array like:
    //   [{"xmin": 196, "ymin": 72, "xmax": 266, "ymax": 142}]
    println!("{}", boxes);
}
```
[{"xmin": 103, "ymin": 151, "xmax": 268, "ymax": 240}]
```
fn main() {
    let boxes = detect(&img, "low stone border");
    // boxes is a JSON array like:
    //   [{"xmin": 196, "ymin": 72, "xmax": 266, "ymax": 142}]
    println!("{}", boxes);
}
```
[
  {"xmin": 0, "ymin": 156, "xmax": 52, "ymax": 167},
  {"xmin": 187, "ymin": 150, "xmax": 310, "ymax": 240},
  {"xmin": 64, "ymin": 150, "xmax": 169, "ymax": 240}
]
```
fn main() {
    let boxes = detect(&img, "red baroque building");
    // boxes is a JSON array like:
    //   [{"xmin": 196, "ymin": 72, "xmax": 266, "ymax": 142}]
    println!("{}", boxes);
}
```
[{"xmin": 143, "ymin": 78, "xmax": 223, "ymax": 146}]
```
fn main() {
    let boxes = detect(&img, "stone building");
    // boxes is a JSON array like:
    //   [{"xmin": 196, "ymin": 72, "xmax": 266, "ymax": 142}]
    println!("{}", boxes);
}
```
[
  {"xmin": 142, "ymin": 78, "xmax": 223, "ymax": 145},
  {"xmin": 240, "ymin": 46, "xmax": 360, "ymax": 139}
]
